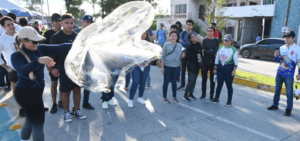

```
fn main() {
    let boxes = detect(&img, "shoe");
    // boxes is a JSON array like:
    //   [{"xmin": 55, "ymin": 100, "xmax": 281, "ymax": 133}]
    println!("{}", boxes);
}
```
[
  {"xmin": 108, "ymin": 99, "xmax": 117, "ymax": 106},
  {"xmin": 72, "ymin": 109, "xmax": 86, "ymax": 119},
  {"xmin": 182, "ymin": 94, "xmax": 190, "ymax": 102},
  {"xmin": 284, "ymin": 109, "xmax": 292, "ymax": 116},
  {"xmin": 173, "ymin": 97, "xmax": 179, "ymax": 103},
  {"xmin": 64, "ymin": 111, "xmax": 72, "ymax": 123},
  {"xmin": 124, "ymin": 87, "xmax": 129, "ymax": 91},
  {"xmin": 44, "ymin": 107, "xmax": 49, "ymax": 111},
  {"xmin": 128, "ymin": 100, "xmax": 133, "ymax": 107},
  {"xmin": 102, "ymin": 101, "xmax": 108, "ymax": 109},
  {"xmin": 137, "ymin": 97, "xmax": 145, "ymax": 104},
  {"xmin": 225, "ymin": 101, "xmax": 232, "ymax": 107},
  {"xmin": 82, "ymin": 103, "xmax": 95, "ymax": 110},
  {"xmin": 189, "ymin": 93, "xmax": 197, "ymax": 100},
  {"xmin": 3, "ymin": 87, "xmax": 11, "ymax": 92},
  {"xmin": 58, "ymin": 101, "xmax": 63, "ymax": 108},
  {"xmin": 163, "ymin": 98, "xmax": 170, "ymax": 104},
  {"xmin": 19, "ymin": 109, "xmax": 25, "ymax": 117},
  {"xmin": 177, "ymin": 86, "xmax": 185, "ymax": 91},
  {"xmin": 210, "ymin": 96, "xmax": 214, "ymax": 100},
  {"xmin": 200, "ymin": 95, "xmax": 206, "ymax": 100},
  {"xmin": 211, "ymin": 99, "xmax": 219, "ymax": 104},
  {"xmin": 267, "ymin": 105, "xmax": 278, "ymax": 110},
  {"xmin": 50, "ymin": 103, "xmax": 58, "ymax": 113}
]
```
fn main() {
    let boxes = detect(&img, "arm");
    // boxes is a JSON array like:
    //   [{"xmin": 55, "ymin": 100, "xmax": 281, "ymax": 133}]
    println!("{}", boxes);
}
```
[
  {"xmin": 179, "ymin": 32, "xmax": 190, "ymax": 48},
  {"xmin": 42, "ymin": 31, "xmax": 50, "ymax": 44},
  {"xmin": 204, "ymin": 40, "xmax": 219, "ymax": 55},
  {"xmin": 0, "ymin": 43, "xmax": 13, "ymax": 72},
  {"xmin": 274, "ymin": 50, "xmax": 280, "ymax": 62},
  {"xmin": 214, "ymin": 50, "xmax": 220, "ymax": 65},
  {"xmin": 49, "ymin": 35, "xmax": 59, "ymax": 69},
  {"xmin": 160, "ymin": 45, "xmax": 167, "ymax": 73},
  {"xmin": 38, "ymin": 43, "xmax": 72, "ymax": 56},
  {"xmin": 11, "ymin": 53, "xmax": 43, "ymax": 75},
  {"xmin": 185, "ymin": 46, "xmax": 190, "ymax": 61}
]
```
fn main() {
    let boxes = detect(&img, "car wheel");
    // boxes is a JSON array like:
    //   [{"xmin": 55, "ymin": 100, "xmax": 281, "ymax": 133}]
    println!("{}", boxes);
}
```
[{"xmin": 242, "ymin": 49, "xmax": 250, "ymax": 58}]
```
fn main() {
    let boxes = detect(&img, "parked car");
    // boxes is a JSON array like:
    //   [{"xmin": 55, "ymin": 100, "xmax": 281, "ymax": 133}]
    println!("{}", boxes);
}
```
[{"xmin": 239, "ymin": 38, "xmax": 285, "ymax": 59}]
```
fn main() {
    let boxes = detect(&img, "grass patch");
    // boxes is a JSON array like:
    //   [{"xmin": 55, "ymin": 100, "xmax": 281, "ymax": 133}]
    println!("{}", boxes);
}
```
[{"xmin": 236, "ymin": 70, "xmax": 277, "ymax": 86}]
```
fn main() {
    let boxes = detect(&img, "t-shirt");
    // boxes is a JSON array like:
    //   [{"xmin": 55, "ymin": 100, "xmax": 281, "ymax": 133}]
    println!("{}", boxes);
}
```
[
  {"xmin": 0, "ymin": 33, "xmax": 17, "ymax": 69},
  {"xmin": 50, "ymin": 31, "xmax": 77, "ymax": 76},
  {"xmin": 215, "ymin": 46, "xmax": 238, "ymax": 66},
  {"xmin": 202, "ymin": 38, "xmax": 220, "ymax": 65},
  {"xmin": 161, "ymin": 42, "xmax": 183, "ymax": 67},
  {"xmin": 186, "ymin": 42, "xmax": 202, "ymax": 64},
  {"xmin": 14, "ymin": 23, "xmax": 21, "ymax": 32},
  {"xmin": 43, "ymin": 29, "xmax": 57, "ymax": 44},
  {"xmin": 73, "ymin": 28, "xmax": 82, "ymax": 33},
  {"xmin": 156, "ymin": 29, "xmax": 166, "ymax": 43},
  {"xmin": 214, "ymin": 30, "xmax": 219, "ymax": 38},
  {"xmin": 0, "ymin": 26, "xmax": 5, "ymax": 35},
  {"xmin": 256, "ymin": 36, "xmax": 261, "ymax": 42}
]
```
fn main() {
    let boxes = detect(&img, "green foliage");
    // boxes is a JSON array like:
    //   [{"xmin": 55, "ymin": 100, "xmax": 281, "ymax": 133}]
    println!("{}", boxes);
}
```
[
  {"xmin": 63, "ymin": 0, "xmax": 85, "ymax": 19},
  {"xmin": 203, "ymin": 0, "xmax": 228, "ymax": 30},
  {"xmin": 192, "ymin": 22, "xmax": 201, "ymax": 34},
  {"xmin": 150, "ymin": 20, "xmax": 156, "ymax": 30}
]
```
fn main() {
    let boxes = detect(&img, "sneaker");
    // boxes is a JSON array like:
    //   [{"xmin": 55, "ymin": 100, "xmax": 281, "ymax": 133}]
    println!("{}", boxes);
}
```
[
  {"xmin": 58, "ymin": 101, "xmax": 63, "ymax": 108},
  {"xmin": 163, "ymin": 98, "xmax": 170, "ymax": 104},
  {"xmin": 284, "ymin": 109, "xmax": 292, "ymax": 116},
  {"xmin": 200, "ymin": 95, "xmax": 206, "ymax": 100},
  {"xmin": 64, "ymin": 111, "xmax": 72, "ymax": 123},
  {"xmin": 19, "ymin": 109, "xmax": 25, "ymax": 117},
  {"xmin": 182, "ymin": 94, "xmax": 190, "ymax": 102},
  {"xmin": 137, "ymin": 97, "xmax": 145, "ymax": 104},
  {"xmin": 3, "ymin": 87, "xmax": 11, "ymax": 92},
  {"xmin": 294, "ymin": 93, "xmax": 299, "ymax": 100},
  {"xmin": 189, "ymin": 93, "xmax": 197, "ymax": 100},
  {"xmin": 173, "ymin": 97, "xmax": 179, "ymax": 103},
  {"xmin": 210, "ymin": 96, "xmax": 214, "ymax": 100},
  {"xmin": 128, "ymin": 100, "xmax": 133, "ymax": 107},
  {"xmin": 50, "ymin": 103, "xmax": 58, "ymax": 113},
  {"xmin": 44, "ymin": 107, "xmax": 49, "ymax": 111},
  {"xmin": 225, "ymin": 101, "xmax": 232, "ymax": 107},
  {"xmin": 211, "ymin": 99, "xmax": 219, "ymax": 104},
  {"xmin": 102, "ymin": 101, "xmax": 108, "ymax": 109},
  {"xmin": 145, "ymin": 84, "xmax": 150, "ymax": 89},
  {"xmin": 177, "ymin": 85, "xmax": 185, "ymax": 91},
  {"xmin": 267, "ymin": 105, "xmax": 278, "ymax": 110},
  {"xmin": 82, "ymin": 103, "xmax": 95, "ymax": 110},
  {"xmin": 72, "ymin": 109, "xmax": 86, "ymax": 119},
  {"xmin": 108, "ymin": 99, "xmax": 117, "ymax": 106}
]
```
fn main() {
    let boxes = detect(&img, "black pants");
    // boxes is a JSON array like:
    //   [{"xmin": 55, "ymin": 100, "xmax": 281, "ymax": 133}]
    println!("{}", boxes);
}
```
[
  {"xmin": 201, "ymin": 63, "xmax": 215, "ymax": 97},
  {"xmin": 185, "ymin": 62, "xmax": 200, "ymax": 94},
  {"xmin": 15, "ymin": 86, "xmax": 45, "ymax": 141},
  {"xmin": 180, "ymin": 58, "xmax": 188, "ymax": 86}
]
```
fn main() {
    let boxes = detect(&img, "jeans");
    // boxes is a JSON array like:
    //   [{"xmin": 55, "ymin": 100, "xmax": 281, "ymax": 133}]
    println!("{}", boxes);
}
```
[
  {"xmin": 215, "ymin": 64, "xmax": 234, "ymax": 102},
  {"xmin": 180, "ymin": 58, "xmax": 188, "ymax": 87},
  {"xmin": 201, "ymin": 63, "xmax": 215, "ymax": 97},
  {"xmin": 125, "ymin": 73, "xmax": 131, "ymax": 88},
  {"xmin": 163, "ymin": 66, "xmax": 180, "ymax": 98},
  {"xmin": 273, "ymin": 74, "xmax": 294, "ymax": 110},
  {"xmin": 83, "ymin": 75, "xmax": 91, "ymax": 104},
  {"xmin": 101, "ymin": 75, "xmax": 119, "ymax": 102},
  {"xmin": 129, "ymin": 66, "xmax": 150, "ymax": 100},
  {"xmin": 0, "ymin": 66, "xmax": 6, "ymax": 87},
  {"xmin": 158, "ymin": 42, "xmax": 165, "ymax": 47},
  {"xmin": 184, "ymin": 62, "xmax": 200, "ymax": 94},
  {"xmin": 146, "ymin": 65, "xmax": 151, "ymax": 85}
]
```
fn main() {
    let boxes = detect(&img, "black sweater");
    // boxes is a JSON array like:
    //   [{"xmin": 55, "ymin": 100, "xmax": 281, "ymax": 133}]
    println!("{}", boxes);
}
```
[
  {"xmin": 186, "ymin": 42, "xmax": 202, "ymax": 64},
  {"xmin": 202, "ymin": 38, "xmax": 219, "ymax": 65}
]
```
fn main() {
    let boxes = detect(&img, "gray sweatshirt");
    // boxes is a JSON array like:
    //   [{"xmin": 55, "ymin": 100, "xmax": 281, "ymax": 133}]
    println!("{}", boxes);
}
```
[{"xmin": 161, "ymin": 42, "xmax": 183, "ymax": 67}]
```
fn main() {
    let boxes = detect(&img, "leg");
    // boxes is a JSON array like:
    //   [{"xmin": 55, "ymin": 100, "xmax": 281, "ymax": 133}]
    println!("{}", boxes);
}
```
[
  {"xmin": 21, "ymin": 118, "xmax": 32, "ymax": 140},
  {"xmin": 215, "ymin": 65, "xmax": 225, "ymax": 99},
  {"xmin": 224, "ymin": 65, "xmax": 234, "ymax": 102},
  {"xmin": 72, "ymin": 86, "xmax": 81, "ymax": 110},
  {"xmin": 272, "ymin": 74, "xmax": 283, "ymax": 107},
  {"xmin": 138, "ymin": 65, "xmax": 150, "ymax": 98},
  {"xmin": 129, "ymin": 67, "xmax": 142, "ymax": 100},
  {"xmin": 190, "ymin": 66, "xmax": 200, "ymax": 93},
  {"xmin": 201, "ymin": 64, "xmax": 208, "ymax": 96},
  {"xmin": 146, "ymin": 66, "xmax": 151, "ymax": 85},
  {"xmin": 172, "ymin": 67, "xmax": 180, "ymax": 97},
  {"xmin": 0, "ymin": 66, "xmax": 6, "ymax": 87},
  {"xmin": 62, "ymin": 91, "xmax": 71, "ymax": 111},
  {"xmin": 209, "ymin": 65, "xmax": 216, "ymax": 97},
  {"xmin": 108, "ymin": 75, "xmax": 119, "ymax": 100},
  {"xmin": 125, "ymin": 72, "xmax": 131, "ymax": 88},
  {"xmin": 51, "ymin": 80, "xmax": 58, "ymax": 104},
  {"xmin": 180, "ymin": 58, "xmax": 188, "ymax": 87},
  {"xmin": 163, "ymin": 66, "xmax": 172, "ymax": 98},
  {"xmin": 284, "ymin": 76, "xmax": 294, "ymax": 110},
  {"xmin": 184, "ymin": 63, "xmax": 193, "ymax": 94},
  {"xmin": 11, "ymin": 82, "xmax": 21, "ymax": 108},
  {"xmin": 83, "ymin": 89, "xmax": 90, "ymax": 104}
]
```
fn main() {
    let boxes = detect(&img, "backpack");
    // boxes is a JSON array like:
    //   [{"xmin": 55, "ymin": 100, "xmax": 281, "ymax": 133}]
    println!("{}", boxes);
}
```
[
  {"xmin": 156, "ymin": 29, "xmax": 166, "ymax": 41},
  {"xmin": 217, "ymin": 29, "xmax": 222, "ymax": 42}
]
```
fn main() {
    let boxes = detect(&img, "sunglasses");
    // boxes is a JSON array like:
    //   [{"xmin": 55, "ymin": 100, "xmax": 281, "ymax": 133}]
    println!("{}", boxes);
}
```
[{"xmin": 26, "ymin": 39, "xmax": 39, "ymax": 44}]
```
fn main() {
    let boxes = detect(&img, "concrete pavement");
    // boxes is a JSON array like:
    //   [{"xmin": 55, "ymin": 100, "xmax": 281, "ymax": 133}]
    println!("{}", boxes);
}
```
[{"xmin": 1, "ymin": 66, "xmax": 300, "ymax": 141}]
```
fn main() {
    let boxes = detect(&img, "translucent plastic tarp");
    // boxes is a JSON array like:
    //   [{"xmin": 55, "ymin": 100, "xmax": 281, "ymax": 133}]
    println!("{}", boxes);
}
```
[{"xmin": 65, "ymin": 1, "xmax": 162, "ymax": 93}]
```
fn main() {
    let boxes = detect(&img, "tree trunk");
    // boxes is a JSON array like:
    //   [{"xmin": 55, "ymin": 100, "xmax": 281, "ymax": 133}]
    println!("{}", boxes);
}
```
[{"xmin": 65, "ymin": 0, "xmax": 70, "ymax": 13}]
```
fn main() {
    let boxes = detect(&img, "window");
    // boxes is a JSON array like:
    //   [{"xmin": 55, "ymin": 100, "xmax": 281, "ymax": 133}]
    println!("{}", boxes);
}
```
[
  {"xmin": 175, "ymin": 4, "xmax": 187, "ymax": 14},
  {"xmin": 250, "ymin": 2, "xmax": 257, "ymax": 5},
  {"xmin": 270, "ymin": 40, "xmax": 285, "ymax": 44},
  {"xmin": 263, "ymin": 0, "xmax": 274, "ymax": 5},
  {"xmin": 224, "ymin": 3, "xmax": 236, "ymax": 7},
  {"xmin": 258, "ymin": 40, "xmax": 271, "ymax": 45},
  {"xmin": 240, "ymin": 2, "xmax": 246, "ymax": 6}
]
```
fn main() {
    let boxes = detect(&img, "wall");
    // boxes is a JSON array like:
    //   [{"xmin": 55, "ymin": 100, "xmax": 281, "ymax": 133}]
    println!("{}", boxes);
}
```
[
  {"xmin": 241, "ymin": 18, "xmax": 262, "ymax": 44},
  {"xmin": 270, "ymin": 0, "xmax": 300, "ymax": 42},
  {"xmin": 156, "ymin": 18, "xmax": 207, "ymax": 34}
]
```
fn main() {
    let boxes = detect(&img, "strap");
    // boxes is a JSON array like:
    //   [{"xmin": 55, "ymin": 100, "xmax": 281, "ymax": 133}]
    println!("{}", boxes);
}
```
[{"xmin": 166, "ymin": 44, "xmax": 177, "ymax": 57}]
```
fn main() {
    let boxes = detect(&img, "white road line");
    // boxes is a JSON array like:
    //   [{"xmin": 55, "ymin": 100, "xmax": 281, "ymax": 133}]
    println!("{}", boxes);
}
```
[{"xmin": 178, "ymin": 103, "xmax": 278, "ymax": 141}]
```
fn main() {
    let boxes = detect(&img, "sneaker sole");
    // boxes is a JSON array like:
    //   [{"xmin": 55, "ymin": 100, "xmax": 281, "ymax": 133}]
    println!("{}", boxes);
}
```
[
  {"xmin": 189, "ymin": 97, "xmax": 197, "ymax": 100},
  {"xmin": 225, "ymin": 105, "xmax": 231, "ymax": 107},
  {"xmin": 172, "ymin": 100, "xmax": 179, "ymax": 103},
  {"xmin": 64, "ymin": 119, "xmax": 72, "ymax": 123},
  {"xmin": 211, "ymin": 102, "xmax": 219, "ymax": 104},
  {"xmin": 163, "ymin": 101, "xmax": 170, "ymax": 104},
  {"xmin": 182, "ymin": 97, "xmax": 190, "ymax": 102},
  {"xmin": 75, "ymin": 116, "xmax": 86, "ymax": 120}
]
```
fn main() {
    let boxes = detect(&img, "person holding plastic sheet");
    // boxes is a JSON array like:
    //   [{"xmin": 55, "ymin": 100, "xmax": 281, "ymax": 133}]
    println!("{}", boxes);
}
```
[{"xmin": 211, "ymin": 34, "xmax": 238, "ymax": 106}]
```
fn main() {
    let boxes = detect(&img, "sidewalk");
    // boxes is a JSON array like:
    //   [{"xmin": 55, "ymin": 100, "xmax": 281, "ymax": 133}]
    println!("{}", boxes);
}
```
[{"xmin": 1, "ymin": 66, "xmax": 300, "ymax": 141}]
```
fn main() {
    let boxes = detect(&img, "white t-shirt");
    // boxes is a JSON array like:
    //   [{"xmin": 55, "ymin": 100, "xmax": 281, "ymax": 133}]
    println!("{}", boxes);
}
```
[
  {"xmin": 0, "ymin": 26, "xmax": 5, "ymax": 36},
  {"xmin": 0, "ymin": 33, "xmax": 17, "ymax": 69}
]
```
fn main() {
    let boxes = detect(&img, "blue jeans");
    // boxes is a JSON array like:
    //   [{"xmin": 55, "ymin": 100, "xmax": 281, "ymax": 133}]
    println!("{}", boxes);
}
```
[
  {"xmin": 83, "ymin": 75, "xmax": 91, "ymax": 103},
  {"xmin": 129, "ymin": 66, "xmax": 150, "ymax": 100},
  {"xmin": 215, "ymin": 64, "xmax": 234, "ymax": 102},
  {"xmin": 163, "ymin": 66, "xmax": 180, "ymax": 98},
  {"xmin": 273, "ymin": 74, "xmax": 294, "ymax": 110},
  {"xmin": 146, "ymin": 65, "xmax": 151, "ymax": 85},
  {"xmin": 125, "ymin": 73, "xmax": 131, "ymax": 88},
  {"xmin": 101, "ymin": 75, "xmax": 119, "ymax": 102},
  {"xmin": 158, "ymin": 42, "xmax": 165, "ymax": 47},
  {"xmin": 0, "ymin": 66, "xmax": 6, "ymax": 87}
]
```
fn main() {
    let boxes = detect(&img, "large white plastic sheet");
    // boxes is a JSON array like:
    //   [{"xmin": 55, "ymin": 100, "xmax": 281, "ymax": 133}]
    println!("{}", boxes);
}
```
[{"xmin": 65, "ymin": 1, "xmax": 162, "ymax": 93}]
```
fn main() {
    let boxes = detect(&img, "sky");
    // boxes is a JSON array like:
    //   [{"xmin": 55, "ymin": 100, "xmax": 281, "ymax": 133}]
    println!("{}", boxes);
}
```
[{"xmin": 9, "ymin": 0, "xmax": 170, "ymax": 18}]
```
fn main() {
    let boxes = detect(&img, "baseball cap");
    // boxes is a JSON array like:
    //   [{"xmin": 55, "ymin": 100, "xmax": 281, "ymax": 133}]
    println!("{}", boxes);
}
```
[
  {"xmin": 51, "ymin": 13, "xmax": 61, "ymax": 21},
  {"xmin": 82, "ymin": 15, "xmax": 94, "ymax": 22},
  {"xmin": 224, "ymin": 34, "xmax": 233, "ymax": 41},
  {"xmin": 160, "ymin": 23, "xmax": 164, "ymax": 26},
  {"xmin": 18, "ymin": 27, "xmax": 45, "ymax": 41},
  {"xmin": 283, "ymin": 30, "xmax": 296, "ymax": 38}
]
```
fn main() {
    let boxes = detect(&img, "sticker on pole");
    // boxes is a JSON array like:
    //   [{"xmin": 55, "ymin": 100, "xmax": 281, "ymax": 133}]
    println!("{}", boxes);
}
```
[{"xmin": 282, "ymin": 26, "xmax": 288, "ymax": 33}]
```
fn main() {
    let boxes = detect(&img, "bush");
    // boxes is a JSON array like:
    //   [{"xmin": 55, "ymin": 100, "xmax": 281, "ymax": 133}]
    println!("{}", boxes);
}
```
[
  {"xmin": 192, "ymin": 22, "xmax": 201, "ymax": 34},
  {"xmin": 150, "ymin": 20, "xmax": 157, "ymax": 30}
]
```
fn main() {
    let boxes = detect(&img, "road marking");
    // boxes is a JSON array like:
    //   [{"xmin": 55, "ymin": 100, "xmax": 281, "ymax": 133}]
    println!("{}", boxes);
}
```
[{"xmin": 178, "ymin": 103, "xmax": 278, "ymax": 141}]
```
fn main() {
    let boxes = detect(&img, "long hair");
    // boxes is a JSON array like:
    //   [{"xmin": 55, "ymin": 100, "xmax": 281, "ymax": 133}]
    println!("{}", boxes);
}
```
[{"xmin": 144, "ymin": 31, "xmax": 151, "ymax": 42}]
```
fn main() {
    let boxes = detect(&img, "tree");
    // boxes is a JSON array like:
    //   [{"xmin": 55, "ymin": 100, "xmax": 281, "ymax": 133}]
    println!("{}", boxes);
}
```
[
  {"xmin": 83, "ymin": 0, "xmax": 98, "ymax": 20},
  {"xmin": 62, "ymin": 0, "xmax": 86, "ymax": 19},
  {"xmin": 23, "ymin": 0, "xmax": 42, "ymax": 11},
  {"xmin": 203, "ymin": 0, "xmax": 228, "ymax": 30}
]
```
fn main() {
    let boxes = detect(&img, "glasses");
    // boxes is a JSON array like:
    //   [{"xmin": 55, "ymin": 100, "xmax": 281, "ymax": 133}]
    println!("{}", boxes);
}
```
[{"xmin": 26, "ymin": 39, "xmax": 39, "ymax": 45}]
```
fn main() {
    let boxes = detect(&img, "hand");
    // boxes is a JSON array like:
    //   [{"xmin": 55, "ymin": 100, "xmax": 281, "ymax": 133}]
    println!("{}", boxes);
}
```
[
  {"xmin": 5, "ymin": 66, "xmax": 13, "ymax": 73},
  {"xmin": 296, "ymin": 74, "xmax": 300, "ymax": 80},
  {"xmin": 46, "ymin": 66, "xmax": 52, "ymax": 72},
  {"xmin": 51, "ymin": 68, "xmax": 60, "ymax": 77},
  {"xmin": 38, "ymin": 56, "xmax": 55, "ymax": 67},
  {"xmin": 179, "ymin": 39, "xmax": 184, "ymax": 42},
  {"xmin": 274, "ymin": 51, "xmax": 279, "ymax": 57},
  {"xmin": 213, "ymin": 70, "xmax": 217, "ymax": 74},
  {"xmin": 232, "ymin": 70, "xmax": 236, "ymax": 77},
  {"xmin": 161, "ymin": 68, "xmax": 165, "ymax": 74},
  {"xmin": 180, "ymin": 53, "xmax": 185, "ymax": 58}
]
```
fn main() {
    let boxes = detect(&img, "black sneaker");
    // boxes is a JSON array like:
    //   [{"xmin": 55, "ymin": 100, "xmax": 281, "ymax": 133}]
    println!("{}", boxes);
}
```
[
  {"xmin": 284, "ymin": 109, "xmax": 292, "ymax": 116},
  {"xmin": 50, "ymin": 103, "xmax": 58, "ymax": 113},
  {"xmin": 177, "ymin": 85, "xmax": 185, "ymax": 91},
  {"xmin": 82, "ymin": 103, "xmax": 94, "ymax": 110},
  {"xmin": 19, "ymin": 109, "xmax": 25, "ymax": 117},
  {"xmin": 189, "ymin": 93, "xmax": 197, "ymax": 100},
  {"xmin": 200, "ymin": 95, "xmax": 206, "ymax": 100},
  {"xmin": 294, "ymin": 94, "xmax": 299, "ymax": 100},
  {"xmin": 182, "ymin": 94, "xmax": 190, "ymax": 102},
  {"xmin": 225, "ymin": 101, "xmax": 232, "ymax": 107},
  {"xmin": 58, "ymin": 101, "xmax": 63, "ymax": 108},
  {"xmin": 210, "ymin": 96, "xmax": 214, "ymax": 100},
  {"xmin": 72, "ymin": 109, "xmax": 86, "ymax": 120},
  {"xmin": 44, "ymin": 107, "xmax": 49, "ymax": 111},
  {"xmin": 211, "ymin": 99, "xmax": 219, "ymax": 104},
  {"xmin": 267, "ymin": 105, "xmax": 278, "ymax": 110}
]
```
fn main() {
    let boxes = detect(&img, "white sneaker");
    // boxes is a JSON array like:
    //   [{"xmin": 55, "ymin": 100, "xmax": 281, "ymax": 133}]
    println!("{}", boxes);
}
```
[
  {"xmin": 128, "ymin": 100, "xmax": 133, "ymax": 108},
  {"xmin": 73, "ymin": 109, "xmax": 86, "ymax": 120},
  {"xmin": 102, "ymin": 102, "xmax": 108, "ymax": 109},
  {"xmin": 137, "ymin": 97, "xmax": 145, "ymax": 104},
  {"xmin": 64, "ymin": 111, "xmax": 72, "ymax": 123},
  {"xmin": 108, "ymin": 99, "xmax": 116, "ymax": 106}
]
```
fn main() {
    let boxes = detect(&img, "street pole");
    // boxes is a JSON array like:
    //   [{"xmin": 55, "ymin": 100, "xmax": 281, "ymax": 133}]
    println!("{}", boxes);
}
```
[
  {"xmin": 284, "ymin": 0, "xmax": 291, "ymax": 26},
  {"xmin": 41, "ymin": 0, "xmax": 45, "ymax": 30},
  {"xmin": 262, "ymin": 18, "xmax": 265, "ymax": 40},
  {"xmin": 47, "ymin": 0, "xmax": 50, "ymax": 17}
]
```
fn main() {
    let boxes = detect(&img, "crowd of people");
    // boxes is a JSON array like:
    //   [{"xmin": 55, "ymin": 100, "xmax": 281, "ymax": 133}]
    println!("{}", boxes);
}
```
[{"xmin": 0, "ymin": 11, "xmax": 299, "ymax": 141}]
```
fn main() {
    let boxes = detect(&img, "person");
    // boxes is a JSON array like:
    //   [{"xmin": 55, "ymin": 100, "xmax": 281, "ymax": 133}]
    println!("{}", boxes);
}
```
[
  {"xmin": 156, "ymin": 23, "xmax": 168, "ymax": 47},
  {"xmin": 268, "ymin": 30, "xmax": 300, "ymax": 116},
  {"xmin": 256, "ymin": 33, "xmax": 261, "ymax": 42},
  {"xmin": 50, "ymin": 13, "xmax": 86, "ymax": 122},
  {"xmin": 19, "ymin": 18, "xmax": 28, "ymax": 27},
  {"xmin": 212, "ymin": 34, "xmax": 238, "ymax": 106},
  {"xmin": 177, "ymin": 19, "xmax": 198, "ymax": 90},
  {"xmin": 124, "ymin": 72, "xmax": 131, "ymax": 91},
  {"xmin": 42, "ymin": 13, "xmax": 62, "ymax": 113},
  {"xmin": 33, "ymin": 21, "xmax": 40, "ymax": 33},
  {"xmin": 128, "ymin": 31, "xmax": 152, "ymax": 107},
  {"xmin": 73, "ymin": 15, "xmax": 95, "ymax": 110},
  {"xmin": 200, "ymin": 26, "xmax": 220, "ymax": 100},
  {"xmin": 182, "ymin": 33, "xmax": 202, "ymax": 101},
  {"xmin": 161, "ymin": 31, "xmax": 185, "ymax": 103},
  {"xmin": 0, "ymin": 12, "xmax": 4, "ymax": 34},
  {"xmin": 0, "ymin": 12, "xmax": 7, "ymax": 90},
  {"xmin": 101, "ymin": 74, "xmax": 119, "ymax": 109},
  {"xmin": 11, "ymin": 26, "xmax": 72, "ymax": 141},
  {"xmin": 0, "ymin": 16, "xmax": 25, "ymax": 116},
  {"xmin": 170, "ymin": 24, "xmax": 179, "ymax": 43},
  {"xmin": 176, "ymin": 21, "xmax": 183, "ymax": 33},
  {"xmin": 210, "ymin": 22, "xmax": 220, "ymax": 41},
  {"xmin": 146, "ymin": 28, "xmax": 153, "ymax": 88},
  {"xmin": 7, "ymin": 12, "xmax": 21, "ymax": 32}
]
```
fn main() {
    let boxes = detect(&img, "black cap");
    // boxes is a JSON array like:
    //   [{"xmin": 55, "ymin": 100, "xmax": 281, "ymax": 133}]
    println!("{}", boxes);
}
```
[
  {"xmin": 7, "ymin": 12, "xmax": 16, "ymax": 20},
  {"xmin": 283, "ymin": 30, "xmax": 296, "ymax": 38},
  {"xmin": 51, "ymin": 13, "xmax": 61, "ymax": 21},
  {"xmin": 82, "ymin": 15, "xmax": 94, "ymax": 22},
  {"xmin": 160, "ymin": 23, "xmax": 164, "ymax": 26}
]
